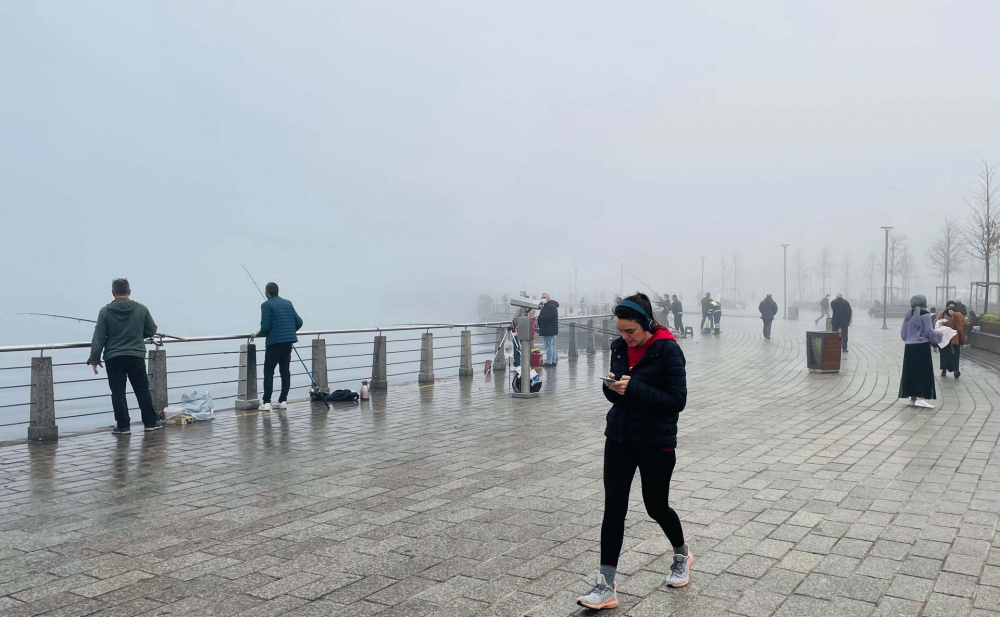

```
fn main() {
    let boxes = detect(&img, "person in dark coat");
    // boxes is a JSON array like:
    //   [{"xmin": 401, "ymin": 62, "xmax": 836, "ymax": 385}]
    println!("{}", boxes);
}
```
[
  {"xmin": 538, "ymin": 293, "xmax": 559, "ymax": 366},
  {"xmin": 815, "ymin": 294, "xmax": 831, "ymax": 325},
  {"xmin": 577, "ymin": 293, "xmax": 690, "ymax": 611},
  {"xmin": 830, "ymin": 294, "xmax": 853, "ymax": 352},
  {"xmin": 671, "ymin": 295, "xmax": 684, "ymax": 335},
  {"xmin": 700, "ymin": 293, "xmax": 713, "ymax": 330},
  {"xmin": 759, "ymin": 294, "xmax": 778, "ymax": 339},
  {"xmin": 256, "ymin": 282, "xmax": 304, "ymax": 411}
]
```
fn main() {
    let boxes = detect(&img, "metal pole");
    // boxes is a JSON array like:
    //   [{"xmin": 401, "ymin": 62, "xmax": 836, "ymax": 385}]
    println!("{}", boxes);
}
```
[
  {"xmin": 700, "ymin": 256, "xmax": 706, "ymax": 299},
  {"xmin": 882, "ymin": 226, "xmax": 893, "ymax": 330},
  {"xmin": 781, "ymin": 244, "xmax": 789, "ymax": 319}
]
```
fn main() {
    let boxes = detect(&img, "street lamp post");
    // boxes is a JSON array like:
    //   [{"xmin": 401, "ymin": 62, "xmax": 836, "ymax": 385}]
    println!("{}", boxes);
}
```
[
  {"xmin": 881, "ymin": 226, "xmax": 893, "ymax": 330},
  {"xmin": 700, "ymin": 256, "xmax": 707, "ymax": 299},
  {"xmin": 781, "ymin": 244, "xmax": 789, "ymax": 319}
]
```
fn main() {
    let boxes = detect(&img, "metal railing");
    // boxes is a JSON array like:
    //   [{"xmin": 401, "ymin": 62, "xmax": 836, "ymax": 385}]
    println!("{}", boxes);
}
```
[{"xmin": 0, "ymin": 314, "xmax": 614, "ymax": 443}]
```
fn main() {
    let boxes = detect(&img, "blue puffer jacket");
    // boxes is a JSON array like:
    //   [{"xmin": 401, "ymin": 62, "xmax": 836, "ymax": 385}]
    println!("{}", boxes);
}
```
[{"xmin": 257, "ymin": 296, "xmax": 303, "ymax": 345}]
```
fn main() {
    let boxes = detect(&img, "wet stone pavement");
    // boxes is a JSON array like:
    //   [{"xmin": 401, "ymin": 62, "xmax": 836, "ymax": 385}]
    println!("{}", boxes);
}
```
[{"xmin": 4, "ymin": 314, "xmax": 1000, "ymax": 616}]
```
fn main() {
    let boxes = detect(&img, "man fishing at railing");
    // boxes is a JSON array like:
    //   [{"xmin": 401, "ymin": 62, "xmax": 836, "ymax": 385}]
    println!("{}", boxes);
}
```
[
  {"xmin": 254, "ymin": 282, "xmax": 303, "ymax": 412},
  {"xmin": 86, "ymin": 278, "xmax": 164, "ymax": 436}
]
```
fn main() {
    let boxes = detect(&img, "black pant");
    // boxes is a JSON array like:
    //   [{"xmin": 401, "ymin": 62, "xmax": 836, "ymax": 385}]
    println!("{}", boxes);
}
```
[
  {"xmin": 833, "ymin": 324, "xmax": 849, "ymax": 350},
  {"xmin": 106, "ymin": 356, "xmax": 158, "ymax": 429},
  {"xmin": 263, "ymin": 342, "xmax": 293, "ymax": 404},
  {"xmin": 763, "ymin": 319, "xmax": 773, "ymax": 339},
  {"xmin": 601, "ymin": 439, "xmax": 685, "ymax": 567},
  {"xmin": 674, "ymin": 314, "xmax": 684, "ymax": 333}
]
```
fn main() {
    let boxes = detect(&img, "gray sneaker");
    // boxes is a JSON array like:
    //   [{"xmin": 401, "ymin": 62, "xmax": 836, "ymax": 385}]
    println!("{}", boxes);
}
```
[
  {"xmin": 666, "ymin": 547, "xmax": 693, "ymax": 588},
  {"xmin": 576, "ymin": 573, "xmax": 618, "ymax": 610}
]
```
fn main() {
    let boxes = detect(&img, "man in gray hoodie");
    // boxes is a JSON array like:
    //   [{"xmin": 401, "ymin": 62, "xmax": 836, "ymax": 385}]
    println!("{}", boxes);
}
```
[{"xmin": 87, "ymin": 278, "xmax": 161, "ymax": 435}]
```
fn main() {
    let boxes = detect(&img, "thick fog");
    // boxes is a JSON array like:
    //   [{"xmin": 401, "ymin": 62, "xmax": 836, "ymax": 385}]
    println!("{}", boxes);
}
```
[{"xmin": 2, "ymin": 1, "xmax": 999, "ymax": 345}]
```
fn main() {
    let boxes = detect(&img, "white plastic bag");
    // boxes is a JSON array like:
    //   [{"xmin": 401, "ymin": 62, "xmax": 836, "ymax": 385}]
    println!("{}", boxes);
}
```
[
  {"xmin": 180, "ymin": 390, "xmax": 215, "ymax": 421},
  {"xmin": 936, "ymin": 325, "xmax": 957, "ymax": 349}
]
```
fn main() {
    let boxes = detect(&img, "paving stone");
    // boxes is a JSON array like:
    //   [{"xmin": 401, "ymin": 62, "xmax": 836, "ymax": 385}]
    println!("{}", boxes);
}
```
[{"xmin": 4, "ymin": 318, "xmax": 1000, "ymax": 617}]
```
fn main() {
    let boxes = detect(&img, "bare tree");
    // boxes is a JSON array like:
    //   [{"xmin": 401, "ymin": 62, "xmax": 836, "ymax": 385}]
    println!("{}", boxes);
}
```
[
  {"xmin": 841, "ymin": 254, "xmax": 853, "ymax": 299},
  {"xmin": 900, "ymin": 244, "xmax": 914, "ymax": 300},
  {"xmin": 965, "ymin": 156, "xmax": 1000, "ymax": 315},
  {"xmin": 794, "ymin": 249, "xmax": 806, "ymax": 302},
  {"xmin": 815, "ymin": 247, "xmax": 834, "ymax": 297},
  {"xmin": 719, "ymin": 255, "xmax": 730, "ymax": 298},
  {"xmin": 731, "ymin": 253, "xmax": 743, "ymax": 300},
  {"xmin": 928, "ymin": 218, "xmax": 963, "ymax": 300},
  {"xmin": 882, "ymin": 232, "xmax": 907, "ymax": 304},
  {"xmin": 863, "ymin": 251, "xmax": 879, "ymax": 302}
]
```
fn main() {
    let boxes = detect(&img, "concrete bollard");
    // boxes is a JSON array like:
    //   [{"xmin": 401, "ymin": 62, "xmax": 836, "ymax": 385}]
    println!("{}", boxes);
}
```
[
  {"xmin": 587, "ymin": 319, "xmax": 596, "ymax": 354},
  {"xmin": 311, "ymin": 338, "xmax": 330, "ymax": 393},
  {"xmin": 568, "ymin": 322, "xmax": 579, "ymax": 359},
  {"xmin": 28, "ymin": 356, "xmax": 57, "ymax": 442},
  {"xmin": 601, "ymin": 318, "xmax": 611, "ymax": 351},
  {"xmin": 459, "ymin": 331, "xmax": 473, "ymax": 376},
  {"xmin": 147, "ymin": 349, "xmax": 168, "ymax": 417},
  {"xmin": 418, "ymin": 332, "xmax": 435, "ymax": 384},
  {"xmin": 371, "ymin": 335, "xmax": 388, "ymax": 392},
  {"xmin": 235, "ymin": 342, "xmax": 259, "ymax": 410},
  {"xmin": 493, "ymin": 328, "xmax": 506, "ymax": 372}
]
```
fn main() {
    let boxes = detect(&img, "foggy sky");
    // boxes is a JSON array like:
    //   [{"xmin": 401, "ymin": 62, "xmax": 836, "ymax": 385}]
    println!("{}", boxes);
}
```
[{"xmin": 2, "ymin": 1, "xmax": 999, "ymax": 345}]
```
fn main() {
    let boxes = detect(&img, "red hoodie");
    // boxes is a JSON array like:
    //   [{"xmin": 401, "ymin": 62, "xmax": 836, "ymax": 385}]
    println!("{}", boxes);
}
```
[{"xmin": 626, "ymin": 327, "xmax": 675, "ymax": 369}]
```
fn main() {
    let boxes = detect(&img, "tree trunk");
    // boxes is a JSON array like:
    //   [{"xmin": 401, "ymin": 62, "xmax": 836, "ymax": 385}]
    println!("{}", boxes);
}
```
[{"xmin": 986, "ymin": 259, "xmax": 991, "ymax": 317}]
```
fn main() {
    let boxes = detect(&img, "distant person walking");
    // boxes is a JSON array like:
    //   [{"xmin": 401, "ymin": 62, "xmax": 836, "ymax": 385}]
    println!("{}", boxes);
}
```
[
  {"xmin": 830, "ymin": 294, "xmax": 853, "ymax": 352},
  {"xmin": 538, "ymin": 293, "xmax": 559, "ymax": 366},
  {"xmin": 87, "ymin": 278, "xmax": 162, "ymax": 435},
  {"xmin": 700, "ymin": 293, "xmax": 713, "ymax": 330},
  {"xmin": 671, "ymin": 295, "xmax": 684, "ymax": 334},
  {"xmin": 759, "ymin": 294, "xmax": 778, "ymax": 339},
  {"xmin": 939, "ymin": 301, "xmax": 966, "ymax": 378},
  {"xmin": 576, "ymin": 293, "xmax": 690, "ymax": 611},
  {"xmin": 255, "ymin": 282, "xmax": 303, "ymax": 411},
  {"xmin": 899, "ymin": 295, "xmax": 941, "ymax": 409},
  {"xmin": 814, "ymin": 294, "xmax": 831, "ymax": 325}
]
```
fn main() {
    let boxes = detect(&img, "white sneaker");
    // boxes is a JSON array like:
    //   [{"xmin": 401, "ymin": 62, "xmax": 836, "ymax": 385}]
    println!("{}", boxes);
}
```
[
  {"xmin": 259, "ymin": 403, "xmax": 272, "ymax": 412},
  {"xmin": 915, "ymin": 399, "xmax": 935, "ymax": 409},
  {"xmin": 273, "ymin": 401, "xmax": 287, "ymax": 410}
]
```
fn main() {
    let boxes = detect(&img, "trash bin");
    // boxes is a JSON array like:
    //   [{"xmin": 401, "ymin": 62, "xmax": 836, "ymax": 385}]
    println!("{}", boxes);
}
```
[
  {"xmin": 530, "ymin": 349, "xmax": 543, "ymax": 367},
  {"xmin": 788, "ymin": 306, "xmax": 799, "ymax": 320},
  {"xmin": 806, "ymin": 331, "xmax": 842, "ymax": 373}
]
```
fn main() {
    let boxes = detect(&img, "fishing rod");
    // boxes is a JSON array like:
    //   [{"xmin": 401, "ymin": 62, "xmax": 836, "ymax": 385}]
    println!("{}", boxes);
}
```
[
  {"xmin": 623, "ymin": 271, "xmax": 662, "ymax": 298},
  {"xmin": 18, "ymin": 313, "xmax": 187, "ymax": 341},
  {"xmin": 236, "ymin": 256, "xmax": 328, "ymax": 408}
]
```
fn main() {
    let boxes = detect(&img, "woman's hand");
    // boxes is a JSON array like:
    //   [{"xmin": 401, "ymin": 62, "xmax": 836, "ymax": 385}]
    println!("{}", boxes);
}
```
[{"xmin": 608, "ymin": 375, "xmax": 631, "ymax": 395}]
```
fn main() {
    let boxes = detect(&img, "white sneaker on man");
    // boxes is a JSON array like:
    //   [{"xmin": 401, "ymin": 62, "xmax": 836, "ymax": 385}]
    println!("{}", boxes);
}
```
[
  {"xmin": 915, "ymin": 399, "xmax": 935, "ymax": 409},
  {"xmin": 273, "ymin": 401, "xmax": 287, "ymax": 410},
  {"xmin": 259, "ymin": 403, "xmax": 272, "ymax": 412}
]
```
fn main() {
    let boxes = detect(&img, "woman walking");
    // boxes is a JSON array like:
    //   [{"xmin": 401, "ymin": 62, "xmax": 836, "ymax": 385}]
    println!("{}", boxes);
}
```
[
  {"xmin": 577, "ymin": 293, "xmax": 690, "ymax": 611},
  {"xmin": 939, "ymin": 301, "xmax": 966, "ymax": 378},
  {"xmin": 900, "ymin": 295, "xmax": 942, "ymax": 409}
]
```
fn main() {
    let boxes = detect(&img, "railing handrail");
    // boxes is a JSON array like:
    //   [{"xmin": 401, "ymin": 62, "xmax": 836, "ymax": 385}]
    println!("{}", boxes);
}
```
[{"xmin": 0, "ymin": 315, "xmax": 613, "ymax": 355}]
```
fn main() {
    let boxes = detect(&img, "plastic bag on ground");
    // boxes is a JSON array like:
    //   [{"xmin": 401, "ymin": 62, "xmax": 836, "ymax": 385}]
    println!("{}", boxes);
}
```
[{"xmin": 179, "ymin": 390, "xmax": 215, "ymax": 421}]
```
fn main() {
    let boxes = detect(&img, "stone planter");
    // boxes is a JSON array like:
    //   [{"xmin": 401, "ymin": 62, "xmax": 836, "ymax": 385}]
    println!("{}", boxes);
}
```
[{"xmin": 981, "ymin": 321, "xmax": 1000, "ymax": 336}]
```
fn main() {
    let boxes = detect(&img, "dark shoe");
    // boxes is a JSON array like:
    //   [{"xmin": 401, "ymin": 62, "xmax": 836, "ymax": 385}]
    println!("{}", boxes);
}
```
[
  {"xmin": 111, "ymin": 426, "xmax": 131, "ymax": 436},
  {"xmin": 144, "ymin": 422, "xmax": 163, "ymax": 433},
  {"xmin": 955, "ymin": 371, "xmax": 961, "ymax": 379},
  {"xmin": 941, "ymin": 370, "xmax": 947, "ymax": 377}
]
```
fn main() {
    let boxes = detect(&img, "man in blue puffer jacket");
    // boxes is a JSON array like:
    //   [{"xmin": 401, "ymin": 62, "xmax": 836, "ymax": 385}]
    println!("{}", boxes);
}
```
[{"xmin": 255, "ymin": 282, "xmax": 303, "ymax": 411}]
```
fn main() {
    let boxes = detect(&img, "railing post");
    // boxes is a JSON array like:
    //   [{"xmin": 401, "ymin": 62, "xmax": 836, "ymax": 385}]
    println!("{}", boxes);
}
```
[
  {"xmin": 459, "ymin": 330, "xmax": 473, "ymax": 377},
  {"xmin": 235, "ymin": 342, "xmax": 259, "ymax": 410},
  {"xmin": 28, "ymin": 356, "xmax": 57, "ymax": 442},
  {"xmin": 568, "ymin": 322, "xmax": 578, "ymax": 359},
  {"xmin": 602, "ymin": 318, "xmax": 611, "ymax": 351},
  {"xmin": 371, "ymin": 335, "xmax": 387, "ymax": 392},
  {"xmin": 418, "ymin": 332, "xmax": 435, "ymax": 384},
  {"xmin": 587, "ymin": 319, "xmax": 596, "ymax": 354},
  {"xmin": 147, "ymin": 349, "xmax": 167, "ymax": 419},
  {"xmin": 494, "ymin": 328, "xmax": 506, "ymax": 372},
  {"xmin": 311, "ymin": 338, "xmax": 330, "ymax": 393}
]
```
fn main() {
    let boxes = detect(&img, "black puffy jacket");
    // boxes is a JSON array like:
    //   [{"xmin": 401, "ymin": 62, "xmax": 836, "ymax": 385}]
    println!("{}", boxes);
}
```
[
  {"xmin": 603, "ymin": 334, "xmax": 687, "ymax": 448},
  {"xmin": 538, "ymin": 300, "xmax": 559, "ymax": 336}
]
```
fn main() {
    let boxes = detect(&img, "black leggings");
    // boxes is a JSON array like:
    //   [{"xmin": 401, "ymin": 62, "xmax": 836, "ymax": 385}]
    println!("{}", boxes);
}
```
[{"xmin": 601, "ymin": 439, "xmax": 685, "ymax": 567}]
